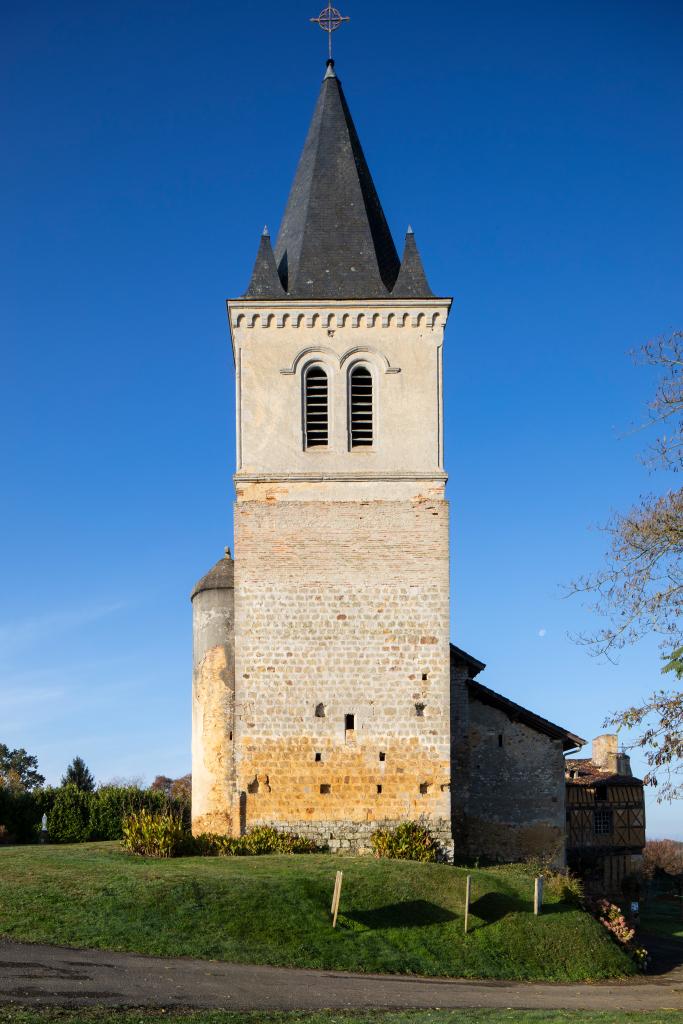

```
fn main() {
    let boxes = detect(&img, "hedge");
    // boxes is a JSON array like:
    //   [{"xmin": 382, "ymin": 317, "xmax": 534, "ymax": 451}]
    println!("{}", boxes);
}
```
[{"xmin": 0, "ymin": 784, "xmax": 188, "ymax": 844}]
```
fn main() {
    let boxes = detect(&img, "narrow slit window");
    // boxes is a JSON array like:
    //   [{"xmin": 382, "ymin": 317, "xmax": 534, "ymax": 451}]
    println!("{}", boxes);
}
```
[
  {"xmin": 345, "ymin": 714, "xmax": 355, "ymax": 731},
  {"xmin": 304, "ymin": 365, "xmax": 329, "ymax": 448},
  {"xmin": 349, "ymin": 365, "xmax": 373, "ymax": 448},
  {"xmin": 315, "ymin": 752, "xmax": 322, "ymax": 762},
  {"xmin": 376, "ymin": 784, "xmax": 382, "ymax": 794},
  {"xmin": 498, "ymin": 734, "xmax": 503, "ymax": 748},
  {"xmin": 379, "ymin": 751, "xmax": 386, "ymax": 762}
]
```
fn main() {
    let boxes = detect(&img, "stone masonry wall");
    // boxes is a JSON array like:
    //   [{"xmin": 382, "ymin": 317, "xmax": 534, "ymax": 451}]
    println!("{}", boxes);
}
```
[
  {"xmin": 453, "ymin": 691, "xmax": 566, "ymax": 864},
  {"xmin": 233, "ymin": 494, "xmax": 452, "ymax": 852},
  {"xmin": 250, "ymin": 817, "xmax": 453, "ymax": 854},
  {"xmin": 191, "ymin": 586, "xmax": 235, "ymax": 835}
]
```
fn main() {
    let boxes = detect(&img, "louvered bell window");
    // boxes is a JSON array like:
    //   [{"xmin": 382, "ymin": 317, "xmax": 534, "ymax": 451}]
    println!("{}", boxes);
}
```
[
  {"xmin": 349, "ymin": 365, "xmax": 373, "ymax": 448},
  {"xmin": 304, "ymin": 365, "xmax": 329, "ymax": 448}
]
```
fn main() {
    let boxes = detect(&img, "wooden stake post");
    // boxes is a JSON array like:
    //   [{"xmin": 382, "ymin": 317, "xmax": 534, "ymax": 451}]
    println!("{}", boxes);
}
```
[
  {"xmin": 331, "ymin": 870, "xmax": 343, "ymax": 928},
  {"xmin": 534, "ymin": 876, "xmax": 543, "ymax": 916},
  {"xmin": 464, "ymin": 874, "xmax": 472, "ymax": 934}
]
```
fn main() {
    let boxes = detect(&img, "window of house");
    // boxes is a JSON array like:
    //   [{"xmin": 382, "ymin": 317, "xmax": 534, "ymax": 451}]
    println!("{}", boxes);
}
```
[
  {"xmin": 345, "ymin": 713, "xmax": 355, "ymax": 731},
  {"xmin": 593, "ymin": 808, "xmax": 613, "ymax": 835},
  {"xmin": 304, "ymin": 365, "xmax": 329, "ymax": 448},
  {"xmin": 595, "ymin": 784, "xmax": 608, "ymax": 801},
  {"xmin": 349, "ymin": 365, "xmax": 373, "ymax": 448},
  {"xmin": 379, "ymin": 751, "xmax": 386, "ymax": 762},
  {"xmin": 376, "ymin": 784, "xmax": 383, "ymax": 794},
  {"xmin": 498, "ymin": 734, "xmax": 503, "ymax": 748},
  {"xmin": 315, "ymin": 752, "xmax": 322, "ymax": 762},
  {"xmin": 320, "ymin": 784, "xmax": 331, "ymax": 795}
]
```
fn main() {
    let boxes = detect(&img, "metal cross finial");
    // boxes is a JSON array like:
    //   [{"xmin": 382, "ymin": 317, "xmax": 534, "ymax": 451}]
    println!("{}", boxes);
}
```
[{"xmin": 310, "ymin": 2, "xmax": 350, "ymax": 61}]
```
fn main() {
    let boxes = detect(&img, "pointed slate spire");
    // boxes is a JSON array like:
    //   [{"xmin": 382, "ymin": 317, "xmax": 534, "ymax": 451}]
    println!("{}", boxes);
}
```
[
  {"xmin": 243, "ymin": 226, "xmax": 285, "ymax": 298},
  {"xmin": 392, "ymin": 227, "xmax": 434, "ymax": 298},
  {"xmin": 274, "ymin": 62, "xmax": 400, "ymax": 299}
]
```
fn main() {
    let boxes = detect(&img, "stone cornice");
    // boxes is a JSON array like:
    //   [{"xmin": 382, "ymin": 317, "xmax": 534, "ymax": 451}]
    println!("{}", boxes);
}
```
[
  {"xmin": 227, "ymin": 298, "xmax": 452, "ymax": 367},
  {"xmin": 234, "ymin": 471, "xmax": 448, "ymax": 483}
]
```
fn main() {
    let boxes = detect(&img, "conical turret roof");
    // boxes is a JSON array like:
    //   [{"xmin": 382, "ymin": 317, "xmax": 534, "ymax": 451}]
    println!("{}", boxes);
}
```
[
  {"xmin": 243, "ymin": 227, "xmax": 285, "ymax": 298},
  {"xmin": 392, "ymin": 227, "xmax": 434, "ymax": 298},
  {"xmin": 273, "ymin": 61, "xmax": 400, "ymax": 299},
  {"xmin": 191, "ymin": 550, "xmax": 234, "ymax": 601}
]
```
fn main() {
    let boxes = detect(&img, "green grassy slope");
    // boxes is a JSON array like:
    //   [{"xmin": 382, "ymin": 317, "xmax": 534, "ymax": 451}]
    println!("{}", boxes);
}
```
[{"xmin": 0, "ymin": 843, "xmax": 634, "ymax": 981}]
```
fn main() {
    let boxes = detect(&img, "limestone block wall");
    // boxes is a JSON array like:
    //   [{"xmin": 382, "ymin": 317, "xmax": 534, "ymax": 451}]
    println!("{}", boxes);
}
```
[
  {"xmin": 453, "ymin": 693, "xmax": 566, "ymax": 864},
  {"xmin": 233, "ymin": 492, "xmax": 452, "ymax": 852},
  {"xmin": 191, "ymin": 585, "xmax": 235, "ymax": 835}
]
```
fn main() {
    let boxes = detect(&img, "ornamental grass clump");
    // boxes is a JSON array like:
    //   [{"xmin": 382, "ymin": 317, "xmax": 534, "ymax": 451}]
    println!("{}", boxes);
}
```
[
  {"xmin": 193, "ymin": 825, "xmax": 320, "ymax": 856},
  {"xmin": 121, "ymin": 809, "xmax": 188, "ymax": 858},
  {"xmin": 543, "ymin": 868, "xmax": 585, "ymax": 906},
  {"xmin": 370, "ymin": 821, "xmax": 438, "ymax": 862}
]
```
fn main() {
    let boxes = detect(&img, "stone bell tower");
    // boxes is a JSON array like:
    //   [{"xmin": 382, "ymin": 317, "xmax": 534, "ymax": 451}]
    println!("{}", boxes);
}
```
[{"xmin": 193, "ymin": 58, "xmax": 453, "ymax": 851}]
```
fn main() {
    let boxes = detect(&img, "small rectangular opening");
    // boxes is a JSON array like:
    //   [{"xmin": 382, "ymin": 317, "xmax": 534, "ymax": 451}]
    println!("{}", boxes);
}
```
[
  {"xmin": 595, "ymin": 784, "xmax": 607, "ymax": 801},
  {"xmin": 422, "ymin": 673, "xmax": 428, "ymax": 681},
  {"xmin": 415, "ymin": 702, "xmax": 425, "ymax": 717},
  {"xmin": 498, "ymin": 734, "xmax": 503, "ymax": 748},
  {"xmin": 379, "ymin": 751, "xmax": 386, "ymax": 762},
  {"xmin": 345, "ymin": 713, "xmax": 355, "ymax": 731},
  {"xmin": 320, "ymin": 784, "xmax": 331, "ymax": 795},
  {"xmin": 376, "ymin": 784, "xmax": 382, "ymax": 794},
  {"xmin": 315, "ymin": 703, "xmax": 326, "ymax": 718},
  {"xmin": 419, "ymin": 782, "xmax": 430, "ymax": 795},
  {"xmin": 315, "ymin": 752, "xmax": 322, "ymax": 762}
]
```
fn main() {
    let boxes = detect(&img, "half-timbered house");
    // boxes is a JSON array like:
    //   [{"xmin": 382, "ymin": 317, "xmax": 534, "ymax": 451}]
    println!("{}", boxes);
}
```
[{"xmin": 566, "ymin": 734, "xmax": 646, "ymax": 895}]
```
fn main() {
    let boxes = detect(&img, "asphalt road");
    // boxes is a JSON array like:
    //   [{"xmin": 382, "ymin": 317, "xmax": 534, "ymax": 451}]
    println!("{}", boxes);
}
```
[{"xmin": 1, "ymin": 939, "xmax": 683, "ymax": 1012}]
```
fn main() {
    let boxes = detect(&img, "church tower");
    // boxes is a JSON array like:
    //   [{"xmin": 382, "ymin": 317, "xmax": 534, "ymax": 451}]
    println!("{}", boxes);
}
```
[{"xmin": 193, "ymin": 57, "xmax": 453, "ymax": 852}]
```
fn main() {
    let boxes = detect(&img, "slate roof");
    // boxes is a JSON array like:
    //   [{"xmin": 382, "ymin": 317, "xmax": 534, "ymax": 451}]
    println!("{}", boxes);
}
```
[
  {"xmin": 450, "ymin": 644, "xmax": 486, "ymax": 679},
  {"xmin": 565, "ymin": 758, "xmax": 643, "ymax": 787},
  {"xmin": 191, "ymin": 552, "xmax": 234, "ymax": 601},
  {"xmin": 243, "ymin": 62, "xmax": 435, "ymax": 301},
  {"xmin": 450, "ymin": 644, "xmax": 584, "ymax": 752},
  {"xmin": 244, "ymin": 228, "xmax": 285, "ymax": 299},
  {"xmin": 392, "ymin": 228, "xmax": 434, "ymax": 298}
]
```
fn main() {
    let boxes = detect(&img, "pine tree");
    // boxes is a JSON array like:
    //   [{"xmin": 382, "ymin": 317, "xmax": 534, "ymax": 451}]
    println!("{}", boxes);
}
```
[{"xmin": 61, "ymin": 756, "xmax": 95, "ymax": 792}]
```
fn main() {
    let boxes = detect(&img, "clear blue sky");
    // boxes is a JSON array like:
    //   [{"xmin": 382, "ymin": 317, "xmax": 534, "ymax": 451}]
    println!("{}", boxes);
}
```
[{"xmin": 2, "ymin": 1, "xmax": 681, "ymax": 838}]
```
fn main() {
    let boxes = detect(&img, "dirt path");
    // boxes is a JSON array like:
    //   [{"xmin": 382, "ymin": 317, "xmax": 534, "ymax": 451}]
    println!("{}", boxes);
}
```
[{"xmin": 1, "ymin": 939, "xmax": 682, "ymax": 1012}]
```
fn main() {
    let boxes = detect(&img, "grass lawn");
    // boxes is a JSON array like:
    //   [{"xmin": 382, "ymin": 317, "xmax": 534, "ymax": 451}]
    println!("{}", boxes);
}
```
[
  {"xmin": 0, "ymin": 843, "xmax": 634, "ymax": 982},
  {"xmin": 641, "ymin": 898, "xmax": 683, "ymax": 941},
  {"xmin": 1, "ymin": 1012, "xmax": 682, "ymax": 1024}
]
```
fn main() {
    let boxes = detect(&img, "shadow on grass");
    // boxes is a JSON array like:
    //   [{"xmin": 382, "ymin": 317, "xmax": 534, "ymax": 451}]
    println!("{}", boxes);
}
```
[
  {"xmin": 345, "ymin": 899, "xmax": 457, "ymax": 930},
  {"xmin": 639, "ymin": 930, "xmax": 683, "ymax": 977},
  {"xmin": 469, "ymin": 891, "xmax": 576, "ymax": 928}
]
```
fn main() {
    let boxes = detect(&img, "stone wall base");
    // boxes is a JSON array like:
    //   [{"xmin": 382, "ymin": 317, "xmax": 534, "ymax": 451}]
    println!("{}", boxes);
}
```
[{"xmin": 250, "ymin": 816, "xmax": 454, "ymax": 861}]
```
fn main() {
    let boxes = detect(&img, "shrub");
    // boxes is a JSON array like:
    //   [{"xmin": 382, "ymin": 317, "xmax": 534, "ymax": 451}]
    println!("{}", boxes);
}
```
[
  {"xmin": 90, "ymin": 786, "xmax": 184, "ymax": 840},
  {"xmin": 370, "ymin": 821, "xmax": 438, "ymax": 862},
  {"xmin": 47, "ymin": 784, "xmax": 93, "ymax": 843},
  {"xmin": 122, "ymin": 809, "xmax": 189, "ymax": 858},
  {"xmin": 587, "ymin": 897, "xmax": 649, "ymax": 971},
  {"xmin": 543, "ymin": 869, "xmax": 585, "ymax": 906},
  {"xmin": 191, "ymin": 826, "xmax": 320, "ymax": 857}
]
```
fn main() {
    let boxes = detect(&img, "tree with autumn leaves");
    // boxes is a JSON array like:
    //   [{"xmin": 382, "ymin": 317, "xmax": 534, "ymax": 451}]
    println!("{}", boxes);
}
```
[{"xmin": 570, "ymin": 331, "xmax": 683, "ymax": 801}]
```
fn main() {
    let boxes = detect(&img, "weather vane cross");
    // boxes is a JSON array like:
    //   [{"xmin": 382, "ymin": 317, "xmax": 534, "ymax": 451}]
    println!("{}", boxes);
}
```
[{"xmin": 310, "ymin": 2, "xmax": 350, "ymax": 61}]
